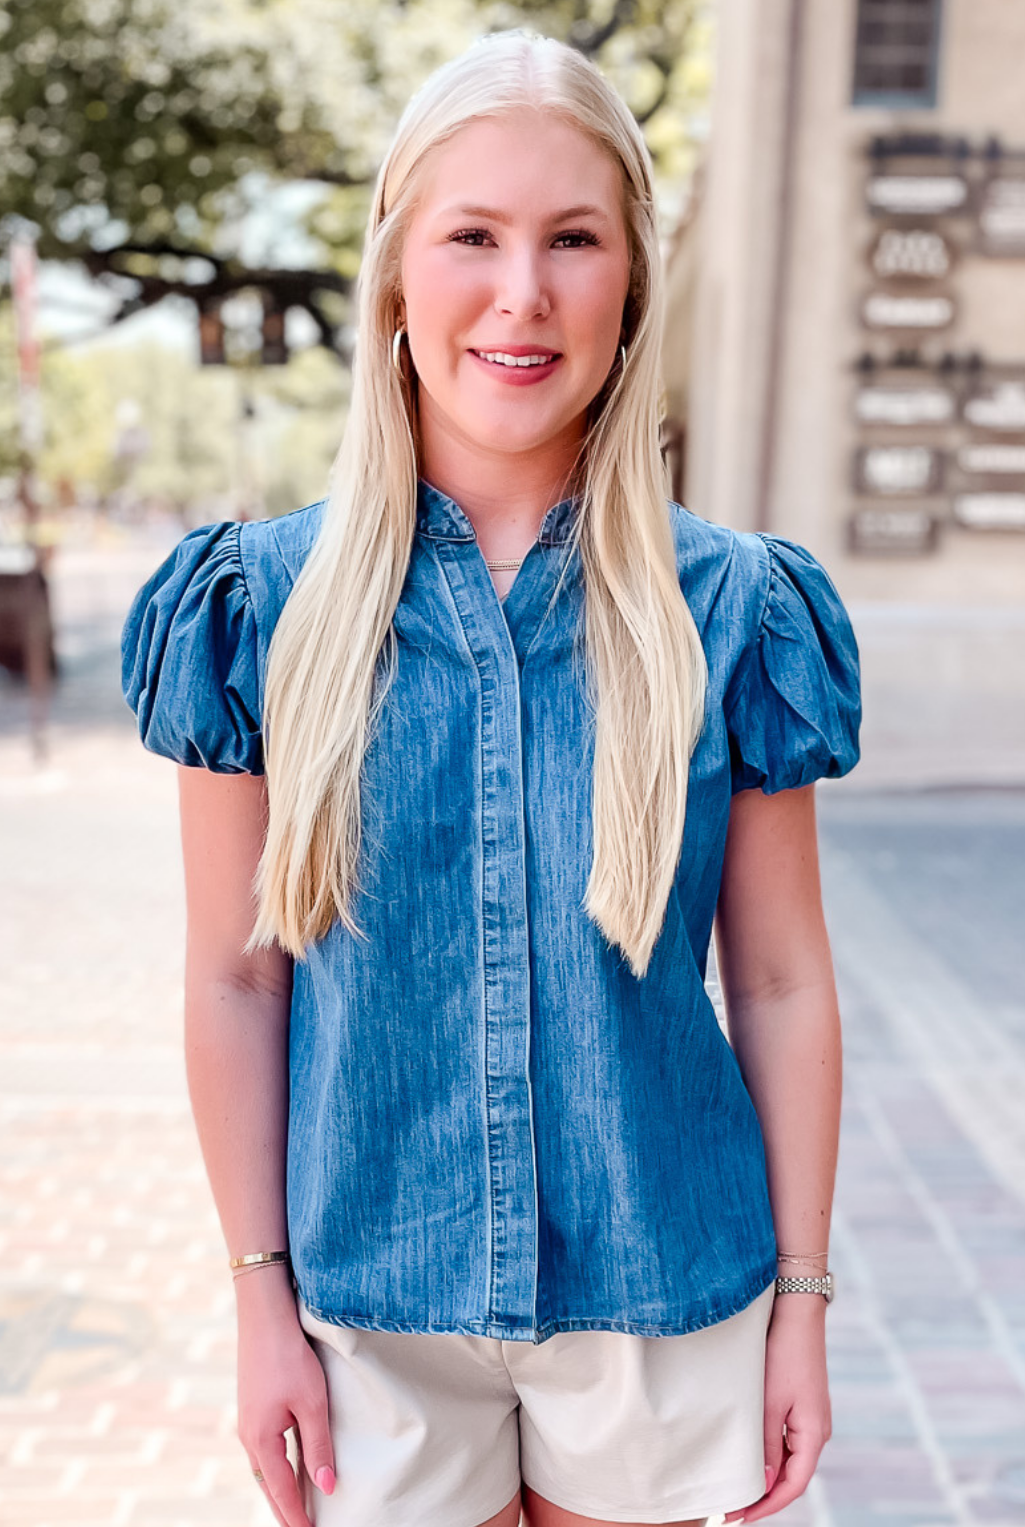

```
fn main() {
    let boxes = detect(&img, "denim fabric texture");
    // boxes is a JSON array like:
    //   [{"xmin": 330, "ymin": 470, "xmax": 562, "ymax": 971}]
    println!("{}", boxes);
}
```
[{"xmin": 121, "ymin": 479, "xmax": 862, "ymax": 1345}]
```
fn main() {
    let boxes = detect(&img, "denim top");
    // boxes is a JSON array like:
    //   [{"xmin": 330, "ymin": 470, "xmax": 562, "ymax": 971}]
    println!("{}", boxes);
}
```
[{"xmin": 122, "ymin": 480, "xmax": 862, "ymax": 1344}]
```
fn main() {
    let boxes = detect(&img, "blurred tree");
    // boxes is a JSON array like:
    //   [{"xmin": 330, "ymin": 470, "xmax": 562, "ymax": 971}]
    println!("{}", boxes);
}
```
[
  {"xmin": 0, "ymin": 0, "xmax": 712, "ymax": 357},
  {"xmin": 23, "ymin": 336, "xmax": 348, "ymax": 517},
  {"xmin": 29, "ymin": 340, "xmax": 237, "ymax": 513},
  {"xmin": 261, "ymin": 345, "xmax": 351, "ymax": 515},
  {"xmin": 0, "ymin": 300, "xmax": 21, "ymax": 479},
  {"xmin": 0, "ymin": 0, "xmax": 358, "ymax": 352}
]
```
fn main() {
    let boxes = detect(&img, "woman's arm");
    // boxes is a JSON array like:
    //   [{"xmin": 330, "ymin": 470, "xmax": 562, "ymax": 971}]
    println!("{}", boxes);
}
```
[
  {"xmin": 178, "ymin": 766, "xmax": 336, "ymax": 1527},
  {"xmin": 712, "ymin": 782, "xmax": 839, "ymax": 1524}
]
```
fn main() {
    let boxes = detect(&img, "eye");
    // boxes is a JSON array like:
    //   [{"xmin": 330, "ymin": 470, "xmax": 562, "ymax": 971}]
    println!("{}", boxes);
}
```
[
  {"xmin": 448, "ymin": 228, "xmax": 494, "ymax": 247},
  {"xmin": 552, "ymin": 230, "xmax": 600, "ymax": 249}
]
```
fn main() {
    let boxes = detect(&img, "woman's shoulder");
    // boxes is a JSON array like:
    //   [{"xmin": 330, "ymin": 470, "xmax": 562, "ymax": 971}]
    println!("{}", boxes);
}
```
[
  {"xmin": 119, "ymin": 497, "xmax": 327, "ymax": 773},
  {"xmin": 668, "ymin": 497, "xmax": 860, "ymax": 694},
  {"xmin": 238, "ymin": 496, "xmax": 328, "ymax": 622},
  {"xmin": 666, "ymin": 502, "xmax": 863, "ymax": 792},
  {"xmin": 667, "ymin": 499, "xmax": 857, "ymax": 631},
  {"xmin": 667, "ymin": 499, "xmax": 770, "ymax": 636}
]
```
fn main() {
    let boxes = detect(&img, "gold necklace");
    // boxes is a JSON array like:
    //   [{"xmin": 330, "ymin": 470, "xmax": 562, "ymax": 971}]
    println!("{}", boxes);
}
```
[{"xmin": 484, "ymin": 556, "xmax": 524, "ymax": 571}]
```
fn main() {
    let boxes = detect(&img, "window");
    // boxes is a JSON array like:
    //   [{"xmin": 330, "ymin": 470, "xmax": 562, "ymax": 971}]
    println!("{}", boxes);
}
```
[{"xmin": 852, "ymin": 0, "xmax": 944, "ymax": 109}]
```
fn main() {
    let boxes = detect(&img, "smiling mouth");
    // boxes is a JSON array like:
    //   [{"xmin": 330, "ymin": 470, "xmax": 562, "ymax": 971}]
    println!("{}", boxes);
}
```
[{"xmin": 471, "ymin": 349, "xmax": 561, "ymax": 368}]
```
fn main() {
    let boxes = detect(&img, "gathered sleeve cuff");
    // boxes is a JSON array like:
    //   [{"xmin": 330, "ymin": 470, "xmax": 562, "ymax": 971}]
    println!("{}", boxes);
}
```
[
  {"xmin": 724, "ymin": 533, "xmax": 862, "ymax": 795},
  {"xmin": 120, "ymin": 520, "xmax": 265, "ymax": 774}
]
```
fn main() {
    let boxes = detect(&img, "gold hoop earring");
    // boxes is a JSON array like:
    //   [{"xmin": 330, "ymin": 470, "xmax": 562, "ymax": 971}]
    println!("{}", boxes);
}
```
[
  {"xmin": 619, "ymin": 342, "xmax": 628, "ymax": 371},
  {"xmin": 392, "ymin": 327, "xmax": 407, "ymax": 377}
]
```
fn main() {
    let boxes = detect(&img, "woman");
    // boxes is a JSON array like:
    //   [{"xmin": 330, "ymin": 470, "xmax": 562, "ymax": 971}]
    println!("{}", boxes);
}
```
[{"xmin": 122, "ymin": 30, "xmax": 861, "ymax": 1527}]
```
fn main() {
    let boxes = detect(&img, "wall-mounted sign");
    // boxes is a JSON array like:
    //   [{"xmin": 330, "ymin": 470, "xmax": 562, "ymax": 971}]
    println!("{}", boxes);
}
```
[
  {"xmin": 862, "ymin": 291, "xmax": 955, "ymax": 329},
  {"xmin": 870, "ymin": 228, "xmax": 953, "ymax": 280},
  {"xmin": 855, "ymin": 385, "xmax": 956, "ymax": 425},
  {"xmin": 866, "ymin": 174, "xmax": 969, "ymax": 216},
  {"xmin": 979, "ymin": 178, "xmax": 1025, "ymax": 254},
  {"xmin": 855, "ymin": 445, "xmax": 943, "ymax": 495},
  {"xmin": 963, "ymin": 381, "xmax": 1025, "ymax": 431},
  {"xmin": 957, "ymin": 443, "xmax": 1025, "ymax": 474},
  {"xmin": 848, "ymin": 506, "xmax": 939, "ymax": 555},
  {"xmin": 953, "ymin": 493, "xmax": 1025, "ymax": 529}
]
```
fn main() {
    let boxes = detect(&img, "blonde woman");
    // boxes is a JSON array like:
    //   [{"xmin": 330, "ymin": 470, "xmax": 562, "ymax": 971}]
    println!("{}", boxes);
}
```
[{"xmin": 122, "ymin": 31, "xmax": 861, "ymax": 1527}]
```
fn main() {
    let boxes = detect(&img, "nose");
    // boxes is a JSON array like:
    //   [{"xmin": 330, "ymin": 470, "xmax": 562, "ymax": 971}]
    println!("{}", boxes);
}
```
[{"xmin": 493, "ymin": 245, "xmax": 551, "ymax": 321}]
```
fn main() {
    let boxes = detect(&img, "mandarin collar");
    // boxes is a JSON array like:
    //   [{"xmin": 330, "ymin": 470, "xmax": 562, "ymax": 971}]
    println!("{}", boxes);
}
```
[{"xmin": 415, "ymin": 478, "xmax": 579, "ymax": 546}]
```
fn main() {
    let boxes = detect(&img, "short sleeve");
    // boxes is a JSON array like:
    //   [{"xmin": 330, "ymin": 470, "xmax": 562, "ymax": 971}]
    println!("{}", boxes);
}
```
[
  {"xmin": 724, "ymin": 533, "xmax": 862, "ymax": 795},
  {"xmin": 120, "ymin": 520, "xmax": 264, "ymax": 774}
]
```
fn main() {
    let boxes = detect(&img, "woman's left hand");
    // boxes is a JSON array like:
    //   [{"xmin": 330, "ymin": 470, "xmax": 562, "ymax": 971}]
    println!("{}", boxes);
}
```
[{"xmin": 722, "ymin": 1294, "xmax": 832, "ymax": 1523}]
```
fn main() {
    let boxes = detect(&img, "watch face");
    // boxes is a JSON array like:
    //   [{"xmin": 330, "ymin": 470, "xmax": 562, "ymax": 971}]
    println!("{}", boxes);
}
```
[{"xmin": 824, "ymin": 1272, "xmax": 835, "ymax": 1304}]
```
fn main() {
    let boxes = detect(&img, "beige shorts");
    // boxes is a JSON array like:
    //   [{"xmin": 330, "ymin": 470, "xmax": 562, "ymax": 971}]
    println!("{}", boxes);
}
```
[{"xmin": 296, "ymin": 1283, "xmax": 775, "ymax": 1527}]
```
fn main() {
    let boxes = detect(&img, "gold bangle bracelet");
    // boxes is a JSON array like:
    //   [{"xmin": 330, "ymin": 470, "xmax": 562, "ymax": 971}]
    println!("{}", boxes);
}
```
[{"xmin": 229, "ymin": 1251, "xmax": 290, "ymax": 1269}]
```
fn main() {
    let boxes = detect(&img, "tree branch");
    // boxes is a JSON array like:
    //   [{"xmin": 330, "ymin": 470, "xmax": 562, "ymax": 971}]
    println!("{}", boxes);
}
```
[
  {"xmin": 568, "ymin": 0, "xmax": 638, "ymax": 57},
  {"xmin": 73, "ymin": 243, "xmax": 353, "ymax": 355},
  {"xmin": 287, "ymin": 167, "xmax": 375, "ymax": 189},
  {"xmin": 635, "ymin": 53, "xmax": 675, "ymax": 126}
]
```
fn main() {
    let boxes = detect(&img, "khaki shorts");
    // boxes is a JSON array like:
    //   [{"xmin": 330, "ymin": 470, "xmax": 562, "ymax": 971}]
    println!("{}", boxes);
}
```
[{"xmin": 296, "ymin": 1284, "xmax": 775, "ymax": 1526}]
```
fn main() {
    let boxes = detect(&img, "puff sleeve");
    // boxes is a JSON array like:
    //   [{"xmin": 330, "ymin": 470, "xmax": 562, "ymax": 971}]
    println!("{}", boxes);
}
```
[
  {"xmin": 120, "ymin": 520, "xmax": 264, "ymax": 773},
  {"xmin": 724, "ymin": 533, "xmax": 862, "ymax": 795}
]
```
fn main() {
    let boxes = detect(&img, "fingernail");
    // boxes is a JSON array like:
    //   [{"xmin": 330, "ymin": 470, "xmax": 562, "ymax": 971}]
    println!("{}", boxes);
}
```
[
  {"xmin": 315, "ymin": 1466, "xmax": 336, "ymax": 1494},
  {"xmin": 766, "ymin": 1465, "xmax": 774, "ymax": 1485}
]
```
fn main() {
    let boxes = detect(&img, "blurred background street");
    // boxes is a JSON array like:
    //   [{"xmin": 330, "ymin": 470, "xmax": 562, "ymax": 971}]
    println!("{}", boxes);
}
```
[{"xmin": 1, "ymin": 535, "xmax": 1023, "ymax": 1527}]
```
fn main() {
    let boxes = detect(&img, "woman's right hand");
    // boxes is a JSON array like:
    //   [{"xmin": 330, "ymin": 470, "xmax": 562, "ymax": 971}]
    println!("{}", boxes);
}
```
[{"xmin": 235, "ymin": 1267, "xmax": 337, "ymax": 1527}]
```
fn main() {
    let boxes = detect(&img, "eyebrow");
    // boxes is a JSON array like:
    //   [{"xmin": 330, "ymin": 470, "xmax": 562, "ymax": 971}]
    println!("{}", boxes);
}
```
[{"xmin": 439, "ymin": 203, "xmax": 611, "ymax": 225}]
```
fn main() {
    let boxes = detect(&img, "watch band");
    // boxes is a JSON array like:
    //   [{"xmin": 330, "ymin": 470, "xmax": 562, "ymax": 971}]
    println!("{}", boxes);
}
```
[{"xmin": 774, "ymin": 1272, "xmax": 835, "ymax": 1303}]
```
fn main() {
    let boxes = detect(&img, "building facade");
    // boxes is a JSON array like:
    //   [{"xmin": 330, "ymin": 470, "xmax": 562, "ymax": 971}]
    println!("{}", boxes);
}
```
[{"xmin": 665, "ymin": 0, "xmax": 1025, "ymax": 786}]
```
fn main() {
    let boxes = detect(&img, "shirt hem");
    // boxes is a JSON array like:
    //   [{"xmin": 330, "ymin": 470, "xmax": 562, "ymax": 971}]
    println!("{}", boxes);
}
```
[{"xmin": 298, "ymin": 1265, "xmax": 777, "ymax": 1345}]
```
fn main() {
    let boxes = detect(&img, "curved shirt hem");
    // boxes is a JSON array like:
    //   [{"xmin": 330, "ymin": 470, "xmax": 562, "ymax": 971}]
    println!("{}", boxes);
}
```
[{"xmin": 298, "ymin": 1265, "xmax": 778, "ymax": 1346}]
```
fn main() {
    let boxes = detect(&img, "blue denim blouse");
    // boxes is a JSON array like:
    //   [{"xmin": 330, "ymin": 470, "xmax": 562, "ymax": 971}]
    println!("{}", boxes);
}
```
[{"xmin": 122, "ymin": 480, "xmax": 862, "ymax": 1344}]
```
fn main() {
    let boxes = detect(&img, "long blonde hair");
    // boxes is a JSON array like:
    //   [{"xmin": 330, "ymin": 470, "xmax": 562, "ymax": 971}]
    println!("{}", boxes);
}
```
[{"xmin": 245, "ymin": 30, "xmax": 708, "ymax": 980}]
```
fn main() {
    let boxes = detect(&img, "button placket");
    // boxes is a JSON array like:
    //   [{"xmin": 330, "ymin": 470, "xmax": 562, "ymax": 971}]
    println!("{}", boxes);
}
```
[{"xmin": 432, "ymin": 535, "xmax": 540, "ymax": 1334}]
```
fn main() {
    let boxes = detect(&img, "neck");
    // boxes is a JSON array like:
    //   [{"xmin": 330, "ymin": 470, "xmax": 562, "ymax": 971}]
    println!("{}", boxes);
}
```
[{"xmin": 417, "ymin": 410, "xmax": 584, "ymax": 546}]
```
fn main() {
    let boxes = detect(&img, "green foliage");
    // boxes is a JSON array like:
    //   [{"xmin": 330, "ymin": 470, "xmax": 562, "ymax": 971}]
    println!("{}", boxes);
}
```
[
  {"xmin": 0, "ymin": 301, "xmax": 21, "ymax": 477},
  {"xmin": 6, "ymin": 334, "xmax": 349, "ymax": 515},
  {"xmin": 0, "ymin": 0, "xmax": 344, "ymax": 261},
  {"xmin": 31, "ymin": 339, "xmax": 237, "ymax": 506},
  {"xmin": 0, "ymin": 0, "xmax": 713, "ymax": 345}
]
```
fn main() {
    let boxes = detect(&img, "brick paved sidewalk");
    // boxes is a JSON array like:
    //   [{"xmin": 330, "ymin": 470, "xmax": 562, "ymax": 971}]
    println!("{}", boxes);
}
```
[
  {"xmin": 0, "ymin": 721, "xmax": 278, "ymax": 1526},
  {"xmin": 811, "ymin": 793, "xmax": 1025, "ymax": 1527},
  {"xmin": 1, "ymin": 540, "xmax": 1024, "ymax": 1526}
]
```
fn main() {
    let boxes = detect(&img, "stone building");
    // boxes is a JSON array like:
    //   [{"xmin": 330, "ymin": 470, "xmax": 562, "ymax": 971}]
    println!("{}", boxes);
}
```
[{"xmin": 664, "ymin": 0, "xmax": 1025, "ymax": 785}]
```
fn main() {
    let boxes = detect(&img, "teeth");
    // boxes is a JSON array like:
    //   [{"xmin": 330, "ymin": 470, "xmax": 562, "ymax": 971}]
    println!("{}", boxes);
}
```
[{"xmin": 476, "ymin": 351, "xmax": 555, "ymax": 367}]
